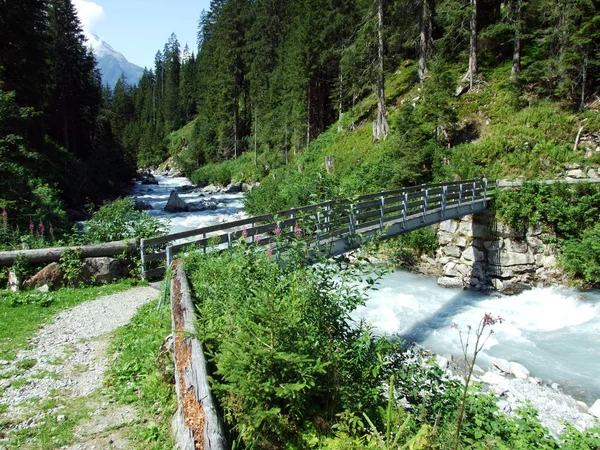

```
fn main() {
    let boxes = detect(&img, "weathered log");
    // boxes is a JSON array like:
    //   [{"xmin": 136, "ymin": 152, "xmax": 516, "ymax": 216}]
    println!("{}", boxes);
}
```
[
  {"xmin": 0, "ymin": 240, "xmax": 138, "ymax": 267},
  {"xmin": 170, "ymin": 261, "xmax": 228, "ymax": 450}
]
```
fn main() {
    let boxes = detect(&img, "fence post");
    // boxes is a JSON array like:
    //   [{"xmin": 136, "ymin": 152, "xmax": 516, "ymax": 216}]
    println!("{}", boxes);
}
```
[
  {"xmin": 140, "ymin": 239, "xmax": 146, "ymax": 280},
  {"xmin": 483, "ymin": 178, "xmax": 488, "ymax": 207},
  {"xmin": 316, "ymin": 211, "xmax": 322, "ymax": 251},
  {"xmin": 379, "ymin": 196, "xmax": 385, "ymax": 232},
  {"xmin": 471, "ymin": 181, "xmax": 476, "ymax": 210},
  {"xmin": 349, "ymin": 204, "xmax": 355, "ymax": 235},
  {"xmin": 402, "ymin": 192, "xmax": 408, "ymax": 229},
  {"xmin": 166, "ymin": 246, "xmax": 173, "ymax": 268},
  {"xmin": 459, "ymin": 184, "xmax": 463, "ymax": 207},
  {"xmin": 227, "ymin": 232, "xmax": 232, "ymax": 250},
  {"xmin": 442, "ymin": 186, "xmax": 447, "ymax": 218},
  {"xmin": 422, "ymin": 187, "xmax": 429, "ymax": 222},
  {"xmin": 203, "ymin": 233, "xmax": 207, "ymax": 254}
]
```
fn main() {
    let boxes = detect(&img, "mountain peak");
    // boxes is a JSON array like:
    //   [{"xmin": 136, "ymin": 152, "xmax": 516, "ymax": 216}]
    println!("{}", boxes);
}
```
[{"xmin": 84, "ymin": 34, "xmax": 144, "ymax": 88}]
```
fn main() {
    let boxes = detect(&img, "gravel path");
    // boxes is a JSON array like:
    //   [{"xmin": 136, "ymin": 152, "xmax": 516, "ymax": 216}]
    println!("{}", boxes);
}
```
[{"xmin": 0, "ymin": 286, "xmax": 159, "ymax": 447}]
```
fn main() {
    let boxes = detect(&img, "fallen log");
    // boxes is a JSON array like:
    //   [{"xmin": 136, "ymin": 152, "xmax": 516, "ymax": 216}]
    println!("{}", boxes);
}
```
[
  {"xmin": 170, "ymin": 260, "xmax": 228, "ymax": 450},
  {"xmin": 0, "ymin": 240, "xmax": 138, "ymax": 267}
]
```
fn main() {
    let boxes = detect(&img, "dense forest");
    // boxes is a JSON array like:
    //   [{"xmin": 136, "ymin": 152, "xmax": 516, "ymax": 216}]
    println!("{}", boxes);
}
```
[
  {"xmin": 1, "ymin": 0, "xmax": 599, "ymax": 233},
  {"xmin": 111, "ymin": 0, "xmax": 599, "ymax": 181},
  {"xmin": 0, "ymin": 0, "xmax": 135, "ymax": 234}
]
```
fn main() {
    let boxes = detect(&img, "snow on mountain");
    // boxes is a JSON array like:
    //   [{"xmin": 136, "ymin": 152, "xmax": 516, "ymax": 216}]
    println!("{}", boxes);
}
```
[{"xmin": 86, "ymin": 34, "xmax": 145, "ymax": 88}]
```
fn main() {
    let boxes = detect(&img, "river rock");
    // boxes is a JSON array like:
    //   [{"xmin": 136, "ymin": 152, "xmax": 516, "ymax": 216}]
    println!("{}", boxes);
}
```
[
  {"xmin": 8, "ymin": 271, "xmax": 20, "ymax": 292},
  {"xmin": 444, "ymin": 262, "xmax": 460, "ymax": 277},
  {"xmin": 140, "ymin": 173, "xmax": 158, "ymax": 185},
  {"xmin": 23, "ymin": 263, "xmax": 63, "ymax": 290},
  {"xmin": 164, "ymin": 191, "xmax": 188, "ymax": 213},
  {"xmin": 481, "ymin": 372, "xmax": 509, "ymax": 395},
  {"xmin": 202, "ymin": 184, "xmax": 222, "ymax": 194},
  {"xmin": 504, "ymin": 238, "xmax": 529, "ymax": 254},
  {"xmin": 134, "ymin": 199, "xmax": 153, "ymax": 211},
  {"xmin": 587, "ymin": 168, "xmax": 598, "ymax": 179},
  {"xmin": 509, "ymin": 362, "xmax": 530, "ymax": 379},
  {"xmin": 491, "ymin": 278, "xmax": 504, "ymax": 291},
  {"xmin": 493, "ymin": 358, "xmax": 512, "ymax": 374},
  {"xmin": 589, "ymin": 400, "xmax": 600, "ymax": 418},
  {"xmin": 437, "ymin": 276, "xmax": 463, "ymax": 289},
  {"xmin": 224, "ymin": 182, "xmax": 242, "ymax": 193}
]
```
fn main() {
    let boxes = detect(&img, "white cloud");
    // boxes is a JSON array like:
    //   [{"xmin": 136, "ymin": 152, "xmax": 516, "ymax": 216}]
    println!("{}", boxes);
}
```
[{"xmin": 73, "ymin": 0, "xmax": 105, "ymax": 39}]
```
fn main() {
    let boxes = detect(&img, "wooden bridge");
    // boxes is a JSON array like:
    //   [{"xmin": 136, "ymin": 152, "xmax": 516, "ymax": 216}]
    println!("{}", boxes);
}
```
[{"xmin": 140, "ymin": 178, "xmax": 495, "ymax": 279}]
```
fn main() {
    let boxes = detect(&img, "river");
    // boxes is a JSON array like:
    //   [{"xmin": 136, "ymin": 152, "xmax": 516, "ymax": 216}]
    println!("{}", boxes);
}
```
[{"xmin": 130, "ymin": 174, "xmax": 600, "ymax": 406}]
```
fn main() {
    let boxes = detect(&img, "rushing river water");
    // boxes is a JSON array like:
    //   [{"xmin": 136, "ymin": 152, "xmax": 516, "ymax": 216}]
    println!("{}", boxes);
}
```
[
  {"xmin": 131, "ymin": 174, "xmax": 600, "ymax": 406},
  {"xmin": 353, "ymin": 270, "xmax": 600, "ymax": 405},
  {"xmin": 130, "ymin": 174, "xmax": 245, "ymax": 234}
]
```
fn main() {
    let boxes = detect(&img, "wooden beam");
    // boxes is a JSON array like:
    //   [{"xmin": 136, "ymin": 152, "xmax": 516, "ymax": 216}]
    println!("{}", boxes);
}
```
[{"xmin": 0, "ymin": 240, "xmax": 138, "ymax": 267}]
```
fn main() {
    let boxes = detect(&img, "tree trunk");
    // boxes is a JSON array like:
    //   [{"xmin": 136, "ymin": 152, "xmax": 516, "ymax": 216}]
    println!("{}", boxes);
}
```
[
  {"xmin": 254, "ymin": 108, "xmax": 258, "ymax": 167},
  {"xmin": 418, "ymin": 0, "xmax": 434, "ymax": 81},
  {"xmin": 373, "ymin": 0, "xmax": 389, "ymax": 141},
  {"xmin": 581, "ymin": 56, "xmax": 588, "ymax": 111},
  {"xmin": 468, "ymin": 0, "xmax": 478, "ymax": 89},
  {"xmin": 510, "ymin": 0, "xmax": 522, "ymax": 81}
]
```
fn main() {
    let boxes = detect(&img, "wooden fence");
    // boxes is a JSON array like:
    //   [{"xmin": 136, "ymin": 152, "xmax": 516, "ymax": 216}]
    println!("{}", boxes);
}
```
[{"xmin": 141, "ymin": 178, "xmax": 495, "ymax": 279}]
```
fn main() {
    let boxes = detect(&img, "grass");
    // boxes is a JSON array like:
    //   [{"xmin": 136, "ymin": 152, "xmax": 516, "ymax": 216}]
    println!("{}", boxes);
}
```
[
  {"xmin": 106, "ymin": 298, "xmax": 176, "ymax": 450},
  {"xmin": 0, "ymin": 280, "xmax": 134, "ymax": 361}
]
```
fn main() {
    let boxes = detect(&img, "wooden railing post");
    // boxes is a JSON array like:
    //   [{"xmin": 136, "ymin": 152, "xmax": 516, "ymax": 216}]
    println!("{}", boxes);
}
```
[
  {"xmin": 471, "ymin": 181, "xmax": 476, "ymax": 210},
  {"xmin": 402, "ymin": 192, "xmax": 408, "ymax": 229},
  {"xmin": 483, "ymin": 178, "xmax": 488, "ymax": 207},
  {"xmin": 227, "ymin": 232, "xmax": 232, "ymax": 250},
  {"xmin": 140, "ymin": 239, "xmax": 146, "ymax": 280},
  {"xmin": 379, "ymin": 196, "xmax": 385, "ymax": 232},
  {"xmin": 203, "ymin": 233, "xmax": 207, "ymax": 254},
  {"xmin": 442, "ymin": 186, "xmax": 447, "ymax": 218},
  {"xmin": 422, "ymin": 186, "xmax": 429, "ymax": 222},
  {"xmin": 166, "ymin": 246, "xmax": 174, "ymax": 267},
  {"xmin": 349, "ymin": 204, "xmax": 356, "ymax": 235},
  {"xmin": 459, "ymin": 184, "xmax": 463, "ymax": 207}
]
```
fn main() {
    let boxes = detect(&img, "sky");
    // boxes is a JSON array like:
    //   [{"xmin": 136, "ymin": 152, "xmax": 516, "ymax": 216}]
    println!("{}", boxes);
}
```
[{"xmin": 73, "ymin": 0, "xmax": 211, "ymax": 69}]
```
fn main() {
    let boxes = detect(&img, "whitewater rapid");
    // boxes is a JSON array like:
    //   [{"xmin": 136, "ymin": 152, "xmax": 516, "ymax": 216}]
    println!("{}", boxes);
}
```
[{"xmin": 353, "ymin": 270, "xmax": 600, "ymax": 404}]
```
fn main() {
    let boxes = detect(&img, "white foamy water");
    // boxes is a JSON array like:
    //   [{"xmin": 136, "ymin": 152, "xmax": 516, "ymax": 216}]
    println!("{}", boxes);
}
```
[
  {"xmin": 353, "ymin": 270, "xmax": 600, "ymax": 404},
  {"xmin": 129, "ymin": 175, "xmax": 245, "ymax": 234}
]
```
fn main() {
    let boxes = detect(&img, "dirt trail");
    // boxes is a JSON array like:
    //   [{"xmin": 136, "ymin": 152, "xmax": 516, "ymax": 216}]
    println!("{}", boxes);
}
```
[{"xmin": 0, "ymin": 286, "xmax": 159, "ymax": 449}]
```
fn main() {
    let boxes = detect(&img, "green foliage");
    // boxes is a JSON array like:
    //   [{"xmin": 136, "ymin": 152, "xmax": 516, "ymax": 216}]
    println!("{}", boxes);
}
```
[
  {"xmin": 106, "ymin": 300, "xmax": 176, "ymax": 449},
  {"xmin": 378, "ymin": 227, "xmax": 440, "ymax": 267},
  {"xmin": 58, "ymin": 248, "xmax": 83, "ymax": 288},
  {"xmin": 84, "ymin": 198, "xmax": 166, "ymax": 244},
  {"xmin": 183, "ymin": 225, "xmax": 391, "ymax": 447},
  {"xmin": 561, "ymin": 224, "xmax": 600, "ymax": 286},
  {"xmin": 6, "ymin": 291, "xmax": 54, "ymax": 308}
]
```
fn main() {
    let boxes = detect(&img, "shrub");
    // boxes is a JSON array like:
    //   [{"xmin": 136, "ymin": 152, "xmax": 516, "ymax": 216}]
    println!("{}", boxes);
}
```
[
  {"xmin": 183, "ymin": 224, "xmax": 390, "ymax": 447},
  {"xmin": 84, "ymin": 198, "xmax": 166, "ymax": 244}
]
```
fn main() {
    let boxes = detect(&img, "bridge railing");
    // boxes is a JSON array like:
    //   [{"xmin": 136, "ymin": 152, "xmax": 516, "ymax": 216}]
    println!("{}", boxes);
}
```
[{"xmin": 140, "ymin": 178, "xmax": 495, "ymax": 279}]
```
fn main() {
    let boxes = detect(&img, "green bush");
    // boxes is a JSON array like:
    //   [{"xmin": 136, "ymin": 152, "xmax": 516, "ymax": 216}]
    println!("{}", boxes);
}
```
[
  {"xmin": 183, "ymin": 225, "xmax": 391, "ymax": 447},
  {"xmin": 84, "ymin": 198, "xmax": 166, "ymax": 244}
]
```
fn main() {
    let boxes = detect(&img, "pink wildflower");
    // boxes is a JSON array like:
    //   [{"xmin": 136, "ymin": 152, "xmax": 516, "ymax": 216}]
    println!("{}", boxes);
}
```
[
  {"xmin": 242, "ymin": 228, "xmax": 248, "ymax": 238},
  {"xmin": 1, "ymin": 209, "xmax": 6, "ymax": 227},
  {"xmin": 274, "ymin": 226, "xmax": 282, "ymax": 235},
  {"xmin": 293, "ymin": 226, "xmax": 302, "ymax": 235},
  {"xmin": 450, "ymin": 323, "xmax": 458, "ymax": 329},
  {"xmin": 254, "ymin": 235, "xmax": 261, "ymax": 243},
  {"xmin": 266, "ymin": 247, "xmax": 273, "ymax": 258},
  {"xmin": 29, "ymin": 219, "xmax": 34, "ymax": 233},
  {"xmin": 38, "ymin": 220, "xmax": 45, "ymax": 235},
  {"xmin": 49, "ymin": 222, "xmax": 54, "ymax": 239}
]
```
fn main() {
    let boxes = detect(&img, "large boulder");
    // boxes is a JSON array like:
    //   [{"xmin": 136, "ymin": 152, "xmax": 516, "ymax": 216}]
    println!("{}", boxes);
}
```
[
  {"xmin": 164, "ymin": 191, "xmax": 188, "ymax": 213},
  {"xmin": 224, "ymin": 182, "xmax": 242, "ymax": 193},
  {"xmin": 80, "ymin": 257, "xmax": 127, "ymax": 284},
  {"xmin": 140, "ymin": 172, "xmax": 158, "ymax": 185},
  {"xmin": 589, "ymin": 400, "xmax": 600, "ymax": 418},
  {"xmin": 134, "ymin": 199, "xmax": 153, "ymax": 211},
  {"xmin": 23, "ymin": 263, "xmax": 64, "ymax": 290}
]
